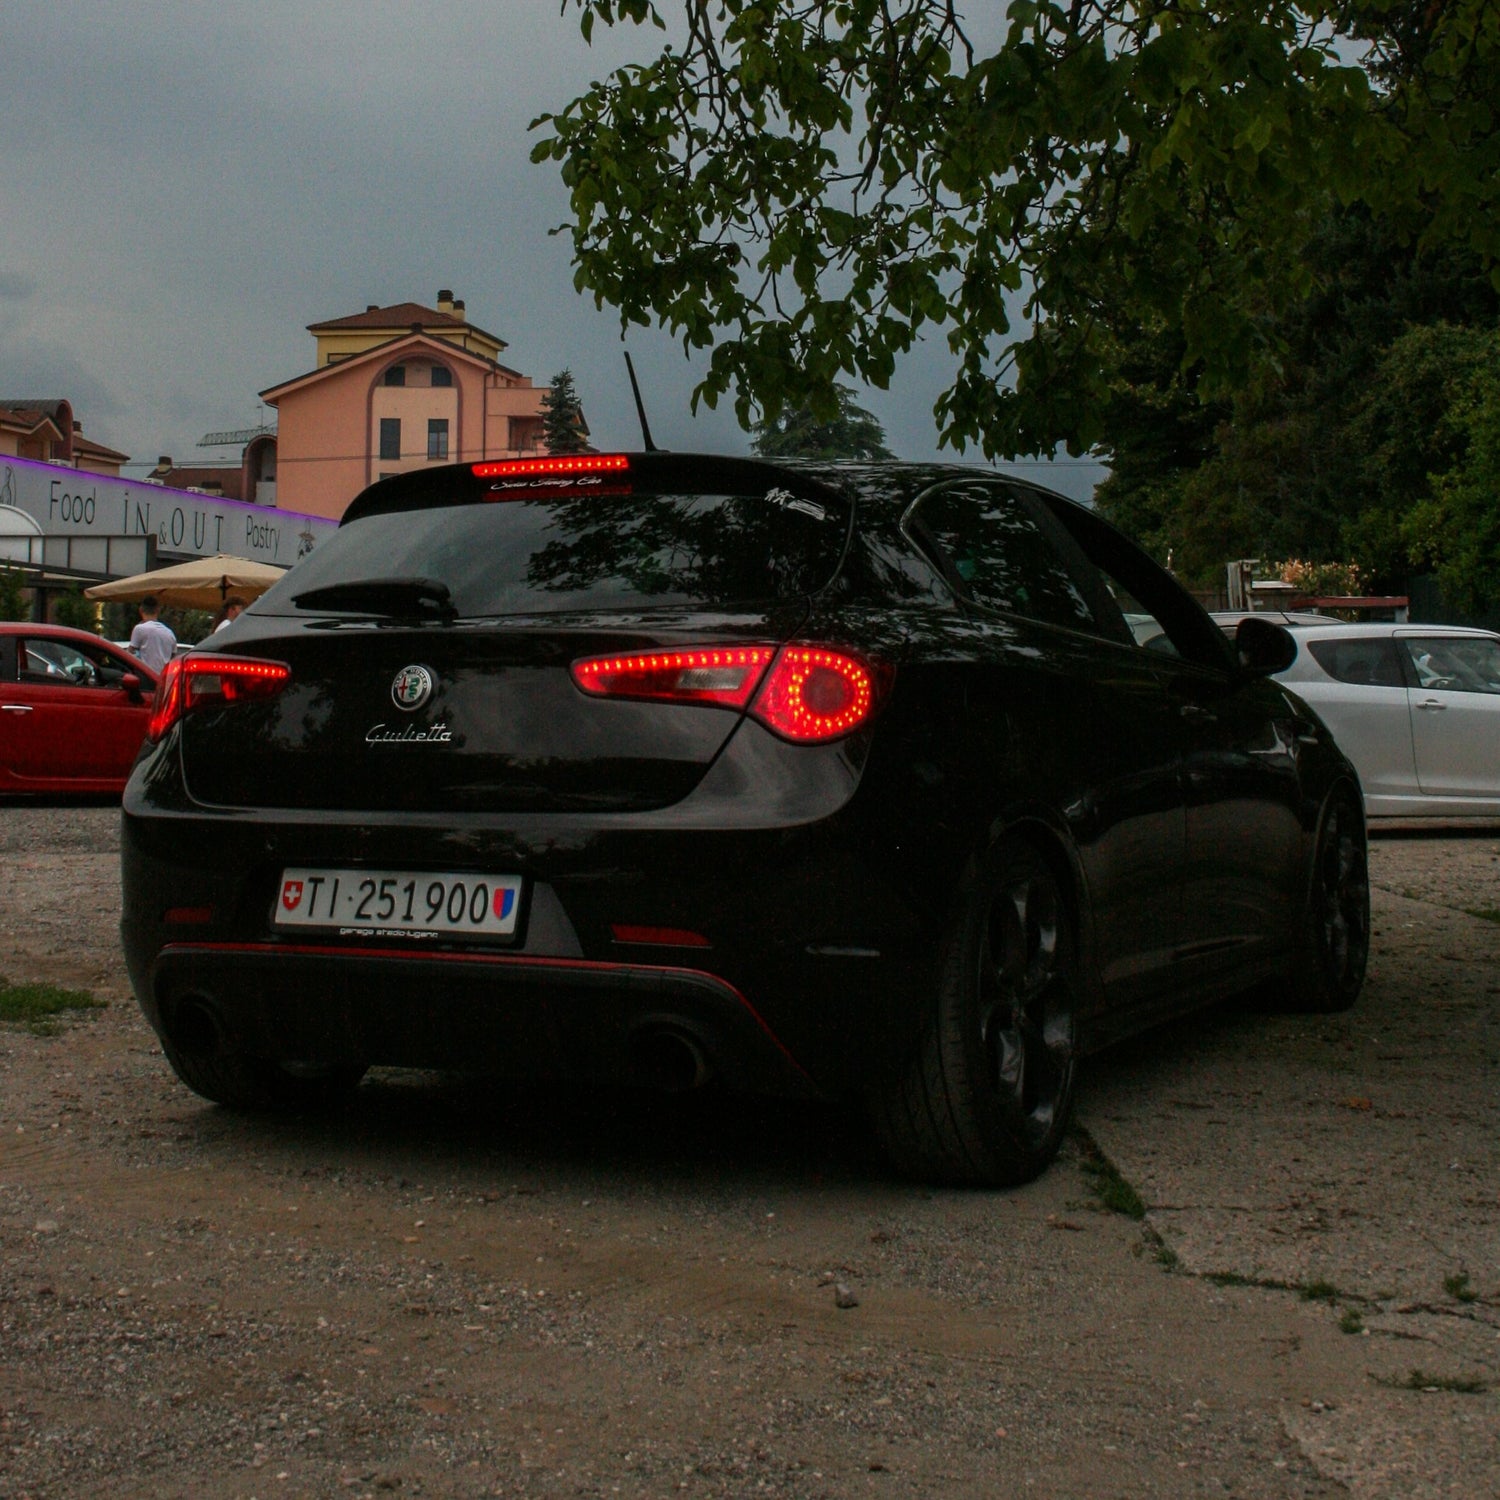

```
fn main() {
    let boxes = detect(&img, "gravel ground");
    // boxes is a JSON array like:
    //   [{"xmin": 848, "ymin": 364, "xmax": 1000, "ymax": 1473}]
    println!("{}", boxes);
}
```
[{"xmin": 0, "ymin": 804, "xmax": 1495, "ymax": 1499}]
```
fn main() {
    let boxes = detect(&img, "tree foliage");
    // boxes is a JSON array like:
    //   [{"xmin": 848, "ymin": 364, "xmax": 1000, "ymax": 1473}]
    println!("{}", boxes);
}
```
[
  {"xmin": 1095, "ymin": 214, "xmax": 1500, "ymax": 588},
  {"xmin": 750, "ymin": 381, "xmax": 895, "ymax": 459},
  {"xmin": 542, "ymin": 368, "xmax": 590, "ymax": 453},
  {"xmin": 52, "ymin": 590, "xmax": 98, "ymax": 633},
  {"xmin": 534, "ymin": 0, "xmax": 1499, "ymax": 462},
  {"xmin": 1390, "ymin": 326, "xmax": 1500, "ymax": 612},
  {"xmin": 0, "ymin": 568, "xmax": 27, "ymax": 622}
]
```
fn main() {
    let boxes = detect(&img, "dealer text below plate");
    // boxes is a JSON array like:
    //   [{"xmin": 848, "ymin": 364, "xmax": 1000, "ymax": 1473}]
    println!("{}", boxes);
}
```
[{"xmin": 275, "ymin": 867, "xmax": 522, "ymax": 937}]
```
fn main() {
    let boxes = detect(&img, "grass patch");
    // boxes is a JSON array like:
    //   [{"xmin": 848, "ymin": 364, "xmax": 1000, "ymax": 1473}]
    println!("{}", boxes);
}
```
[
  {"xmin": 1378, "ymin": 1369, "xmax": 1488, "ymax": 1394},
  {"xmin": 1444, "ymin": 1272, "xmax": 1478, "ymax": 1304},
  {"xmin": 1071, "ymin": 1127, "xmax": 1147, "ymax": 1219},
  {"xmin": 1339, "ymin": 1307, "xmax": 1365, "ymax": 1334},
  {"xmin": 1205, "ymin": 1270, "xmax": 1298, "ymax": 1293},
  {"xmin": 1464, "ymin": 908, "xmax": 1500, "ymax": 924},
  {"xmin": 0, "ymin": 977, "xmax": 105, "ymax": 1035},
  {"xmin": 1302, "ymin": 1279, "xmax": 1340, "ymax": 1303}
]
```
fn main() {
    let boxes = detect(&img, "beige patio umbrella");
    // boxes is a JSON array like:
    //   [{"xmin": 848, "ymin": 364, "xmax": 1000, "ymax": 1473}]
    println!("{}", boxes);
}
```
[{"xmin": 84, "ymin": 553, "xmax": 287, "ymax": 611}]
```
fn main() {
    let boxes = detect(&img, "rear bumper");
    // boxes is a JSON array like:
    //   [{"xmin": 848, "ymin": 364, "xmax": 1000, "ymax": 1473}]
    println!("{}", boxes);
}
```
[
  {"xmin": 120, "ymin": 780, "xmax": 939, "ymax": 1097},
  {"xmin": 144, "ymin": 940, "xmax": 821, "ymax": 1098}
]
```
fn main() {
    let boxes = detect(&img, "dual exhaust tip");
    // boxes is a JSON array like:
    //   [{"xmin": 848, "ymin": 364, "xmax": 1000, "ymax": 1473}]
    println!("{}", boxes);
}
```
[{"xmin": 163, "ymin": 991, "xmax": 714, "ymax": 1093}]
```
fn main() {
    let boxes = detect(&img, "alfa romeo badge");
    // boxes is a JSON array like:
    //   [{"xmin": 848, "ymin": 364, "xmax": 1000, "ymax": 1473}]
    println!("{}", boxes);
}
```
[{"xmin": 391, "ymin": 664, "xmax": 434, "ymax": 711}]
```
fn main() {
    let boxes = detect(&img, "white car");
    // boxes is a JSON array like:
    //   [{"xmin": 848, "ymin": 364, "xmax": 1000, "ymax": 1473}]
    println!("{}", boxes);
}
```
[{"xmin": 1270, "ymin": 622, "xmax": 1500, "ymax": 817}]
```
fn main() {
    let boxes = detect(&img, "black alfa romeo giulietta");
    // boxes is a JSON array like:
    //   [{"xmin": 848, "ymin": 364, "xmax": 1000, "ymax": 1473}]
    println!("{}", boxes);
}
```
[{"xmin": 120, "ymin": 453, "xmax": 1370, "ymax": 1185}]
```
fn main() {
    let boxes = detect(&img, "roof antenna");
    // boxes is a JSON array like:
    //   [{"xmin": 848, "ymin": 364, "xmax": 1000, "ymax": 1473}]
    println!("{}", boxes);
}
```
[{"xmin": 622, "ymin": 350, "xmax": 661, "ymax": 452}]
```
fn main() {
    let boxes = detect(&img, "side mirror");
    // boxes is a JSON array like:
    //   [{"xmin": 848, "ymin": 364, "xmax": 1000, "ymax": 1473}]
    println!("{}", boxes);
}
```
[
  {"xmin": 1235, "ymin": 617, "xmax": 1297, "ymax": 676},
  {"xmin": 120, "ymin": 672, "xmax": 145, "ymax": 701}
]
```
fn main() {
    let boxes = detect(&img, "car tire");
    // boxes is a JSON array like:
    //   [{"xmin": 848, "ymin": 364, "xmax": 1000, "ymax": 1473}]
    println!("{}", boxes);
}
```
[
  {"xmin": 160, "ymin": 1037, "xmax": 366, "ymax": 1112},
  {"xmin": 1287, "ymin": 783, "xmax": 1370, "ymax": 1014},
  {"xmin": 871, "ymin": 835, "xmax": 1079, "ymax": 1187}
]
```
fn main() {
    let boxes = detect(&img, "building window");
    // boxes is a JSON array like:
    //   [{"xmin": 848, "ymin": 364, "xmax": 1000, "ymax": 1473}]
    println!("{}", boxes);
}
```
[
  {"xmin": 427, "ymin": 418, "xmax": 449, "ymax": 460},
  {"xmin": 379, "ymin": 418, "xmax": 401, "ymax": 460},
  {"xmin": 431, "ymin": 366, "xmax": 452, "ymax": 388},
  {"xmin": 384, "ymin": 365, "xmax": 406, "ymax": 387}
]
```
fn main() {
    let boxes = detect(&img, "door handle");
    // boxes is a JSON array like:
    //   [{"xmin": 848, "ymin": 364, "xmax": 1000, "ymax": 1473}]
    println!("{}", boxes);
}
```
[
  {"xmin": 1417, "ymin": 698, "xmax": 1447, "ymax": 711},
  {"xmin": 1, "ymin": 703, "xmax": 32, "ymax": 713},
  {"xmin": 1178, "ymin": 703, "xmax": 1216, "ymax": 723}
]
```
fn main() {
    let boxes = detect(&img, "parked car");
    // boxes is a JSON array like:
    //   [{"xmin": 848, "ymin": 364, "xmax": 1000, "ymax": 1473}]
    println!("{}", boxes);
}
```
[
  {"xmin": 0, "ymin": 623, "xmax": 159, "ymax": 794},
  {"xmin": 1211, "ymin": 610, "xmax": 1338, "ymax": 631},
  {"xmin": 1268, "ymin": 621, "xmax": 1500, "ymax": 817},
  {"xmin": 120, "ymin": 454, "xmax": 1369, "ymax": 1186}
]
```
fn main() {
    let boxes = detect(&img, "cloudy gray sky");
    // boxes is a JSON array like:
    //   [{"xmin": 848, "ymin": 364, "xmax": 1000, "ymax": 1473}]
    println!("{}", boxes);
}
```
[{"xmin": 0, "ymin": 1, "xmax": 1105, "ymax": 500}]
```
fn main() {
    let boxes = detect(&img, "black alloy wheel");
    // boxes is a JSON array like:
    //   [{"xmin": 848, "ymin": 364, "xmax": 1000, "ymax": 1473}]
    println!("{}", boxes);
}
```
[
  {"xmin": 1289, "ymin": 784, "xmax": 1370, "ymax": 1014},
  {"xmin": 873, "ymin": 836, "xmax": 1079, "ymax": 1186}
]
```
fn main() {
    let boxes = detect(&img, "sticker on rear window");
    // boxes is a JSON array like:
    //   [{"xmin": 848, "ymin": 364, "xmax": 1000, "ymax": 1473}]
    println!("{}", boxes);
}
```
[
  {"xmin": 765, "ymin": 487, "xmax": 827, "ymax": 522},
  {"xmin": 487, "ymin": 472, "xmax": 623, "ymax": 496}
]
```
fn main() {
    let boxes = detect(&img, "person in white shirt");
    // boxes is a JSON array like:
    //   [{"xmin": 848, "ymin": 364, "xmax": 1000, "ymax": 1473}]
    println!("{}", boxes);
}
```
[
  {"xmin": 129, "ymin": 597, "xmax": 176, "ymax": 673},
  {"xmin": 213, "ymin": 597, "xmax": 247, "ymax": 634}
]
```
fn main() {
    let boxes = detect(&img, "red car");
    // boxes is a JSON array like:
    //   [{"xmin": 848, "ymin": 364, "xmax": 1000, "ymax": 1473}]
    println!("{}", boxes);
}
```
[{"xmin": 0, "ymin": 623, "xmax": 159, "ymax": 794}]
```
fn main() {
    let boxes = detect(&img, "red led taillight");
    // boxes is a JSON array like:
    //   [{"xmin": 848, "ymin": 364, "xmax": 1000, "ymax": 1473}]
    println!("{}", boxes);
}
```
[
  {"xmin": 571, "ymin": 647, "xmax": 775, "ymax": 708},
  {"xmin": 751, "ymin": 647, "xmax": 877, "ymax": 743},
  {"xmin": 147, "ymin": 654, "xmax": 292, "ymax": 741},
  {"xmin": 570, "ymin": 644, "xmax": 883, "ymax": 743},
  {"xmin": 472, "ymin": 454, "xmax": 630, "ymax": 479}
]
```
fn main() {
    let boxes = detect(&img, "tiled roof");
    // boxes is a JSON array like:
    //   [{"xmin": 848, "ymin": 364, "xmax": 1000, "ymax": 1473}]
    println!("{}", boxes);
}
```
[
  {"xmin": 73, "ymin": 434, "xmax": 130, "ymax": 463},
  {"xmin": 0, "ymin": 403, "xmax": 61, "ymax": 429},
  {"xmin": 307, "ymin": 301, "xmax": 506, "ymax": 350},
  {"xmin": 154, "ymin": 465, "xmax": 241, "ymax": 492},
  {"xmin": 308, "ymin": 302, "xmax": 466, "ymax": 333}
]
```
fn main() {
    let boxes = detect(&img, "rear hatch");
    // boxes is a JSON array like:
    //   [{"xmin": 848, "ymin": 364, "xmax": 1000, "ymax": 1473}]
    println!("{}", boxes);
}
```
[{"xmin": 178, "ymin": 455, "xmax": 852, "ymax": 814}]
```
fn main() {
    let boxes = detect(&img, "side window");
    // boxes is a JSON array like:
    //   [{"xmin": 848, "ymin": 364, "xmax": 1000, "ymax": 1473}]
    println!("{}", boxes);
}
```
[
  {"xmin": 20, "ymin": 637, "xmax": 135, "ymax": 688},
  {"xmin": 1038, "ymin": 495, "xmax": 1236, "ymax": 670},
  {"xmin": 906, "ymin": 481, "xmax": 1097, "ymax": 632},
  {"xmin": 1307, "ymin": 638, "xmax": 1405, "ymax": 687},
  {"xmin": 21, "ymin": 638, "xmax": 99, "ymax": 686},
  {"xmin": 1401, "ymin": 636, "xmax": 1500, "ymax": 694}
]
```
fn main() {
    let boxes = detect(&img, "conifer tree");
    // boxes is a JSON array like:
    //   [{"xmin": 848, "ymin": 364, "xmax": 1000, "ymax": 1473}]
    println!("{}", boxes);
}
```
[
  {"xmin": 751, "ymin": 384, "xmax": 895, "ymax": 461},
  {"xmin": 542, "ymin": 369, "xmax": 589, "ymax": 454}
]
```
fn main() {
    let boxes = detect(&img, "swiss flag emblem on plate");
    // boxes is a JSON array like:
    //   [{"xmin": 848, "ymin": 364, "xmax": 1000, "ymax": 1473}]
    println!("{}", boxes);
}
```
[{"xmin": 281, "ymin": 880, "xmax": 304, "ymax": 912}]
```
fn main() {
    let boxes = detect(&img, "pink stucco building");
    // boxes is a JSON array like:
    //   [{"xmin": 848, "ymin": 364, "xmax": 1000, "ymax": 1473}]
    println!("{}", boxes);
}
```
[
  {"xmin": 0, "ymin": 399, "xmax": 129, "ymax": 475},
  {"xmin": 260, "ymin": 291, "xmax": 554, "ymax": 519}
]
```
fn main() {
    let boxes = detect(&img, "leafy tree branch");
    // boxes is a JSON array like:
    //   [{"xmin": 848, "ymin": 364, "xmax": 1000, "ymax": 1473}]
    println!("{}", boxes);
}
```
[{"xmin": 534, "ymin": 0, "xmax": 1497, "ymax": 464}]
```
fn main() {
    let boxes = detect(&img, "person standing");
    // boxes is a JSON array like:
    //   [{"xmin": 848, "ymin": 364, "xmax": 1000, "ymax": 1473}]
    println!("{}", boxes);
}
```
[
  {"xmin": 129, "ymin": 596, "xmax": 176, "ymax": 673},
  {"xmin": 212, "ymin": 596, "xmax": 247, "ymax": 633}
]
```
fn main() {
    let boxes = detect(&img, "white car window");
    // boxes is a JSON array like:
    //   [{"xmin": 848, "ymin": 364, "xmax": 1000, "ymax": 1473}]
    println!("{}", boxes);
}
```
[{"xmin": 1402, "ymin": 637, "xmax": 1500, "ymax": 694}]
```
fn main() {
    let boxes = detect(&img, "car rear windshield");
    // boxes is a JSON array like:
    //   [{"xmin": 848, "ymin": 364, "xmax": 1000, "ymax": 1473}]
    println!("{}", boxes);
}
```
[{"xmin": 258, "ymin": 491, "xmax": 851, "ymax": 618}]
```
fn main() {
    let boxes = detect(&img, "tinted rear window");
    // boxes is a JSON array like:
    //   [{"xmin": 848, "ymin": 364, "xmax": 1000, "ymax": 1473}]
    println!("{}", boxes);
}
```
[
  {"xmin": 258, "ymin": 491, "xmax": 849, "ymax": 618},
  {"xmin": 1307, "ymin": 638, "xmax": 1405, "ymax": 687}
]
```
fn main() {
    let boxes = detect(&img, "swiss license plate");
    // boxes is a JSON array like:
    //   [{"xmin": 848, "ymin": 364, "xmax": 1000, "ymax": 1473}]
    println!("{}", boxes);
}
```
[{"xmin": 274, "ymin": 868, "xmax": 523, "ymax": 938}]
